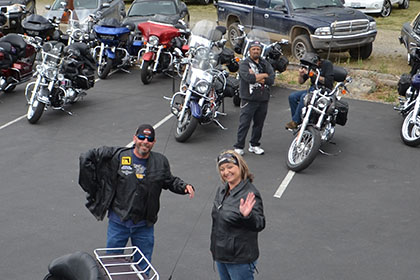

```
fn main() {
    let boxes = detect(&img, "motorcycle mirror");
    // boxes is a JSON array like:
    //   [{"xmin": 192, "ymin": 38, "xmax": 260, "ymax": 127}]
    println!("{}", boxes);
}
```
[{"xmin": 45, "ymin": 4, "xmax": 51, "ymax": 10}]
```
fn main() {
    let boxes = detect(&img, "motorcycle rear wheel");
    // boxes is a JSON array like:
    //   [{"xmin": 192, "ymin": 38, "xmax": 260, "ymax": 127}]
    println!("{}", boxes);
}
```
[
  {"xmin": 286, "ymin": 126, "xmax": 321, "ymax": 172},
  {"xmin": 97, "ymin": 57, "xmax": 112, "ymax": 79},
  {"xmin": 174, "ymin": 108, "xmax": 198, "ymax": 142},
  {"xmin": 400, "ymin": 110, "xmax": 420, "ymax": 146},
  {"xmin": 140, "ymin": 61, "xmax": 154, "ymax": 85}
]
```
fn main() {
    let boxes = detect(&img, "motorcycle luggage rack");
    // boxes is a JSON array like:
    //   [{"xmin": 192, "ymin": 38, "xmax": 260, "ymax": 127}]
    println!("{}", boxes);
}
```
[{"xmin": 94, "ymin": 246, "xmax": 159, "ymax": 280}]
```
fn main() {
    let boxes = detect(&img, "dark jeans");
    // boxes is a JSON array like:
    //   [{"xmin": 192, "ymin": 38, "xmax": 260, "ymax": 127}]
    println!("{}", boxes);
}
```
[
  {"xmin": 234, "ymin": 100, "xmax": 268, "ymax": 149},
  {"xmin": 216, "ymin": 261, "xmax": 257, "ymax": 280}
]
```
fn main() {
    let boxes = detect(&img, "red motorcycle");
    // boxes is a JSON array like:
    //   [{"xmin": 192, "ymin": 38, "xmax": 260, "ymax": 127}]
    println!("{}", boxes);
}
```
[
  {"xmin": 138, "ymin": 17, "xmax": 189, "ymax": 85},
  {"xmin": 0, "ymin": 33, "xmax": 37, "ymax": 93}
]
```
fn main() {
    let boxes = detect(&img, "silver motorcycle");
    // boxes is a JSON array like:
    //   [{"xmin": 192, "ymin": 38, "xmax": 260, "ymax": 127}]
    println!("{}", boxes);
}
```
[
  {"xmin": 169, "ymin": 20, "xmax": 232, "ymax": 142},
  {"xmin": 25, "ymin": 41, "xmax": 95, "ymax": 124},
  {"xmin": 286, "ymin": 61, "xmax": 351, "ymax": 172}
]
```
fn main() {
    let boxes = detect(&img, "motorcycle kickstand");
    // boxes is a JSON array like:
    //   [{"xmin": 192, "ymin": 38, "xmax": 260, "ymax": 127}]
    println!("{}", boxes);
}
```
[
  {"xmin": 60, "ymin": 107, "xmax": 73, "ymax": 116},
  {"xmin": 319, "ymin": 142, "xmax": 341, "ymax": 156},
  {"xmin": 214, "ymin": 119, "xmax": 227, "ymax": 130},
  {"xmin": 120, "ymin": 68, "xmax": 131, "ymax": 74}
]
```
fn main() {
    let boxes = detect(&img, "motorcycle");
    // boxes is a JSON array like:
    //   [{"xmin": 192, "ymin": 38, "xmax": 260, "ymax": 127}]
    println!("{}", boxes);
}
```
[
  {"xmin": 394, "ymin": 43, "xmax": 420, "ymax": 146},
  {"xmin": 286, "ymin": 57, "xmax": 351, "ymax": 172},
  {"xmin": 93, "ymin": 18, "xmax": 143, "ymax": 79},
  {"xmin": 138, "ymin": 16, "xmax": 190, "ymax": 85},
  {"xmin": 25, "ymin": 41, "xmax": 96, "ymax": 124},
  {"xmin": 231, "ymin": 26, "xmax": 289, "ymax": 106},
  {"xmin": 42, "ymin": 246, "xmax": 159, "ymax": 280},
  {"xmin": 169, "ymin": 19, "xmax": 238, "ymax": 142},
  {"xmin": 0, "ymin": 33, "xmax": 37, "ymax": 93}
]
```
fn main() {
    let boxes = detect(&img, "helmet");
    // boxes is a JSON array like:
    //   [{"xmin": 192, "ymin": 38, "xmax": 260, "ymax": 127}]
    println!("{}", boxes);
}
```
[
  {"xmin": 411, "ymin": 74, "xmax": 420, "ymax": 90},
  {"xmin": 300, "ymin": 52, "xmax": 320, "ymax": 67}
]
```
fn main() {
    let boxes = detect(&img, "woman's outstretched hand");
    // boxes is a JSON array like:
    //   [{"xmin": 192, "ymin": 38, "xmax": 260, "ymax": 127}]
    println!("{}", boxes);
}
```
[{"xmin": 240, "ymin": 192, "xmax": 256, "ymax": 217}]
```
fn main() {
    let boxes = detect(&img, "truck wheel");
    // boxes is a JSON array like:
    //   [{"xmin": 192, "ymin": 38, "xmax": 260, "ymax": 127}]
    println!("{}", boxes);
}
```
[
  {"xmin": 380, "ymin": 0, "xmax": 392, "ymax": 17},
  {"xmin": 349, "ymin": 43, "xmax": 373, "ymax": 60},
  {"xmin": 399, "ymin": 0, "xmax": 409, "ymax": 9},
  {"xmin": 228, "ymin": 22, "xmax": 241, "ymax": 47},
  {"xmin": 292, "ymin": 35, "xmax": 315, "ymax": 60}
]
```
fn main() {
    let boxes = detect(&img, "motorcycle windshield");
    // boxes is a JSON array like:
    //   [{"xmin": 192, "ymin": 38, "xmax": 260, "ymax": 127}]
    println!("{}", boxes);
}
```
[
  {"xmin": 243, "ymin": 29, "xmax": 271, "ymax": 57},
  {"xmin": 188, "ymin": 20, "xmax": 221, "ymax": 49}
]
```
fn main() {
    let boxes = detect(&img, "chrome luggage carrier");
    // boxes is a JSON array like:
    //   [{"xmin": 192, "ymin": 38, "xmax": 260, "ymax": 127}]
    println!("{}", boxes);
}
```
[{"xmin": 94, "ymin": 246, "xmax": 159, "ymax": 280}]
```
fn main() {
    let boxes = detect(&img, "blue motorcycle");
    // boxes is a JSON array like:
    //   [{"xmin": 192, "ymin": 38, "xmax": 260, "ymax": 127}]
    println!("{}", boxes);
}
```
[{"xmin": 93, "ymin": 18, "xmax": 143, "ymax": 79}]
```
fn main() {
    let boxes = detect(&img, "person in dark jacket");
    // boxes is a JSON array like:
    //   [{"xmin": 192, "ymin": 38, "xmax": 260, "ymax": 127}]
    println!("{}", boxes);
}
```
[
  {"xmin": 285, "ymin": 52, "xmax": 334, "ymax": 130},
  {"xmin": 234, "ymin": 41, "xmax": 275, "ymax": 156},
  {"xmin": 79, "ymin": 124, "xmax": 195, "ymax": 271},
  {"xmin": 211, "ymin": 150, "xmax": 265, "ymax": 280}
]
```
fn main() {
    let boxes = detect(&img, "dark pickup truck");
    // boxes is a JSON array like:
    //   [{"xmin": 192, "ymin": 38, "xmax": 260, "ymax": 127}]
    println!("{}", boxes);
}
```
[{"xmin": 215, "ymin": 0, "xmax": 377, "ymax": 60}]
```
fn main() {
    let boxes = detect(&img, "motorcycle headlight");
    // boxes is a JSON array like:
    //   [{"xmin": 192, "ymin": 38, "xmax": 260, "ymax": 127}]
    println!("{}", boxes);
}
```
[
  {"xmin": 73, "ymin": 29, "xmax": 83, "ymax": 41},
  {"xmin": 36, "ymin": 64, "xmax": 44, "ymax": 73},
  {"xmin": 149, "ymin": 36, "xmax": 159, "ymax": 46},
  {"xmin": 46, "ymin": 67, "xmax": 58, "ymax": 79},
  {"xmin": 315, "ymin": 96, "xmax": 331, "ymax": 110},
  {"xmin": 195, "ymin": 80, "xmax": 210, "ymax": 94},
  {"xmin": 58, "ymin": 74, "xmax": 65, "ymax": 81}
]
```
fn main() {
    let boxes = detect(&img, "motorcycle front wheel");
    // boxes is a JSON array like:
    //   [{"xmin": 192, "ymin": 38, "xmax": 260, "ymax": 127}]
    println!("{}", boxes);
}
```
[
  {"xmin": 174, "ymin": 108, "xmax": 199, "ymax": 142},
  {"xmin": 97, "ymin": 57, "xmax": 113, "ymax": 79},
  {"xmin": 400, "ymin": 109, "xmax": 420, "ymax": 147},
  {"xmin": 286, "ymin": 126, "xmax": 321, "ymax": 172},
  {"xmin": 27, "ymin": 98, "xmax": 45, "ymax": 124},
  {"xmin": 140, "ymin": 61, "xmax": 154, "ymax": 85}
]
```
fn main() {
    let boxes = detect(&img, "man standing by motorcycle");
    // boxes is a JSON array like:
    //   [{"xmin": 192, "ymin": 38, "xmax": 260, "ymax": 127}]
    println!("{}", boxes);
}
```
[
  {"xmin": 285, "ymin": 53, "xmax": 334, "ymax": 130},
  {"xmin": 78, "ymin": 124, "xmax": 195, "ymax": 271},
  {"xmin": 234, "ymin": 41, "xmax": 275, "ymax": 156}
]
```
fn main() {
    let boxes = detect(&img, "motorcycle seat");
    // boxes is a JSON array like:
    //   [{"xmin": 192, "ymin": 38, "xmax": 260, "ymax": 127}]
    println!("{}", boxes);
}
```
[
  {"xmin": 0, "ymin": 34, "xmax": 27, "ymax": 57},
  {"xmin": 45, "ymin": 251, "xmax": 102, "ymax": 280}
]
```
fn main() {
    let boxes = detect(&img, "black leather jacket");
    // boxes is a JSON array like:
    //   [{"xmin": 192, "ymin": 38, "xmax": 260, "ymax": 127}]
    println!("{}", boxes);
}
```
[
  {"xmin": 79, "ymin": 146, "xmax": 189, "ymax": 226},
  {"xmin": 210, "ymin": 179, "xmax": 265, "ymax": 264}
]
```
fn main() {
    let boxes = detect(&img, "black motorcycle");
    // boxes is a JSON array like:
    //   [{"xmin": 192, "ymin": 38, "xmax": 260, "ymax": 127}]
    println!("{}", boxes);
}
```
[
  {"xmin": 394, "ymin": 43, "xmax": 420, "ymax": 146},
  {"xmin": 25, "ymin": 41, "xmax": 96, "ymax": 124}
]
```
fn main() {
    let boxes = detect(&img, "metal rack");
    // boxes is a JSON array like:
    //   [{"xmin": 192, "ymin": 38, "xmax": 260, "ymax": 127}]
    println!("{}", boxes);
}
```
[{"xmin": 94, "ymin": 246, "xmax": 159, "ymax": 280}]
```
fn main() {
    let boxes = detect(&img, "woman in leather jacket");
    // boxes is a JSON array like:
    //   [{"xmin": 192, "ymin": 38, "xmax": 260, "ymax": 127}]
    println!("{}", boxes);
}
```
[{"xmin": 210, "ymin": 150, "xmax": 265, "ymax": 280}]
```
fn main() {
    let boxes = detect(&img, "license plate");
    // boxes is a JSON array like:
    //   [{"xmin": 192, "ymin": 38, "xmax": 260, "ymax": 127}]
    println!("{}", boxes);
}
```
[{"xmin": 350, "ymin": 2, "xmax": 361, "ymax": 7}]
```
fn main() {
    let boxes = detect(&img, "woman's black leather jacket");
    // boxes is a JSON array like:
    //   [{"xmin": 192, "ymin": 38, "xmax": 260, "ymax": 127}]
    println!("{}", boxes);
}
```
[{"xmin": 210, "ymin": 179, "xmax": 265, "ymax": 263}]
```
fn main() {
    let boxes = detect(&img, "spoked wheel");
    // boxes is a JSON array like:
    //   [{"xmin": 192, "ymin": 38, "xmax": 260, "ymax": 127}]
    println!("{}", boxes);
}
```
[
  {"xmin": 97, "ymin": 57, "xmax": 112, "ymax": 79},
  {"xmin": 400, "ymin": 110, "xmax": 420, "ymax": 147},
  {"xmin": 174, "ymin": 107, "xmax": 198, "ymax": 142},
  {"xmin": 380, "ymin": 0, "xmax": 392, "ymax": 17},
  {"xmin": 286, "ymin": 126, "xmax": 321, "ymax": 172},
  {"xmin": 140, "ymin": 60, "xmax": 154, "ymax": 85}
]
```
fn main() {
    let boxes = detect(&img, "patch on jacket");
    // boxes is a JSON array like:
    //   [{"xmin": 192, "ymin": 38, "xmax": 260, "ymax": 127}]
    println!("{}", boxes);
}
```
[{"xmin": 121, "ymin": 156, "xmax": 131, "ymax": 165}]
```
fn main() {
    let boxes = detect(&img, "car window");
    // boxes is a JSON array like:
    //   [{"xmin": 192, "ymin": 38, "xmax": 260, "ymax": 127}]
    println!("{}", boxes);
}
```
[
  {"xmin": 51, "ymin": 0, "xmax": 99, "ymax": 10},
  {"xmin": 128, "ymin": 0, "xmax": 177, "ymax": 16},
  {"xmin": 269, "ymin": 0, "xmax": 285, "ymax": 10}
]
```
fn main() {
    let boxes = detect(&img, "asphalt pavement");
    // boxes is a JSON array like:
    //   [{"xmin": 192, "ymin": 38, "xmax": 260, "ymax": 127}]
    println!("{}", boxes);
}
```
[{"xmin": 0, "ymin": 68, "xmax": 419, "ymax": 280}]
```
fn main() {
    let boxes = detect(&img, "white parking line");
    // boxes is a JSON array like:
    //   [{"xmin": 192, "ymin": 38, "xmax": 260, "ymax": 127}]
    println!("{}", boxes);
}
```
[
  {"xmin": 125, "ymin": 113, "xmax": 174, "ymax": 147},
  {"xmin": 274, "ymin": 170, "xmax": 295, "ymax": 199},
  {"xmin": 0, "ymin": 115, "xmax": 26, "ymax": 130}
]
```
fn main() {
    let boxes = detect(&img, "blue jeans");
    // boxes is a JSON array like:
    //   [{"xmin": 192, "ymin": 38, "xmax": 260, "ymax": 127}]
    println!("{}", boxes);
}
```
[
  {"xmin": 288, "ymin": 89, "xmax": 307, "ymax": 123},
  {"xmin": 106, "ymin": 219, "xmax": 154, "ymax": 272},
  {"xmin": 216, "ymin": 261, "xmax": 257, "ymax": 280}
]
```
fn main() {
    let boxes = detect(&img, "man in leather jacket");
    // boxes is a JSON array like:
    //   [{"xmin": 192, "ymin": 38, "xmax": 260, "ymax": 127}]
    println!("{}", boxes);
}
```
[
  {"xmin": 79, "ymin": 124, "xmax": 195, "ymax": 269},
  {"xmin": 234, "ymin": 41, "xmax": 275, "ymax": 156}
]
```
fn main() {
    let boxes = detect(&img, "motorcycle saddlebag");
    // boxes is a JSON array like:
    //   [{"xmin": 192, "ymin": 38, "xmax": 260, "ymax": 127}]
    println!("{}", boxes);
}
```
[
  {"xmin": 269, "ymin": 56, "xmax": 289, "ymax": 73},
  {"xmin": 398, "ymin": 73, "xmax": 412, "ymax": 96},
  {"xmin": 0, "ymin": 42, "xmax": 14, "ymax": 69},
  {"xmin": 223, "ymin": 76, "xmax": 239, "ymax": 98},
  {"xmin": 335, "ymin": 99, "xmax": 349, "ymax": 126},
  {"xmin": 219, "ymin": 48, "xmax": 235, "ymax": 65}
]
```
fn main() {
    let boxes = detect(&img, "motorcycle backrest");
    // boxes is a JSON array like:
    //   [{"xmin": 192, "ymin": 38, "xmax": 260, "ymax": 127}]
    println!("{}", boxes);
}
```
[
  {"xmin": 333, "ymin": 66, "xmax": 347, "ymax": 82},
  {"xmin": 47, "ymin": 251, "xmax": 101, "ymax": 280}
]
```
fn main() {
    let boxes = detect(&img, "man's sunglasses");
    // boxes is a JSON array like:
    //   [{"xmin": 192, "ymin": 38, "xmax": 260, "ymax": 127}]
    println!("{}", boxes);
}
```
[{"xmin": 137, "ymin": 135, "xmax": 155, "ymax": 142}]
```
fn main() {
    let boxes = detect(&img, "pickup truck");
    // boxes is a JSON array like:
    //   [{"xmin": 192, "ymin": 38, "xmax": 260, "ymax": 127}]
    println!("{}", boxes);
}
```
[{"xmin": 215, "ymin": 0, "xmax": 377, "ymax": 60}]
